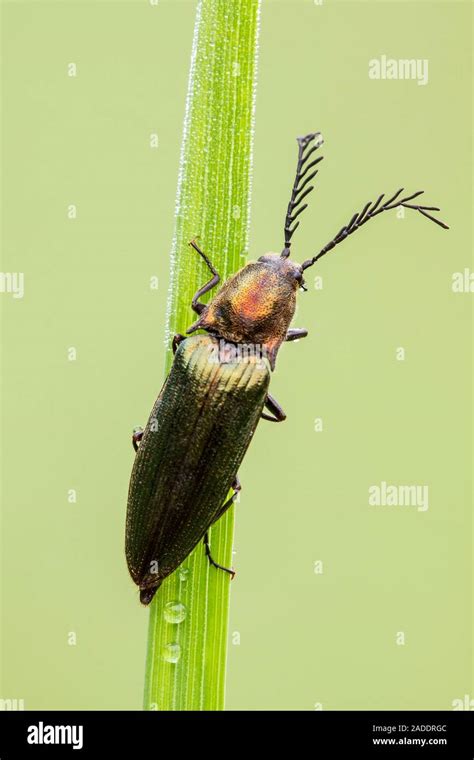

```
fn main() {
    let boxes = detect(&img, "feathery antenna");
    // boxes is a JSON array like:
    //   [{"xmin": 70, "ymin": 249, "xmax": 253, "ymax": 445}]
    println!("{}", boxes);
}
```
[
  {"xmin": 281, "ymin": 132, "xmax": 324, "ymax": 258},
  {"xmin": 301, "ymin": 189, "xmax": 449, "ymax": 270}
]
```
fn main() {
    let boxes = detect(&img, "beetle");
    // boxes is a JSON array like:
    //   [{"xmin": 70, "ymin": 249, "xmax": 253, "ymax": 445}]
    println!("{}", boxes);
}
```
[{"xmin": 126, "ymin": 131, "xmax": 448, "ymax": 604}]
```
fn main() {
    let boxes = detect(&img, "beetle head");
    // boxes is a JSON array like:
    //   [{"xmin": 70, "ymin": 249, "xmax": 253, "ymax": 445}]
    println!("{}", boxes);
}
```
[{"xmin": 257, "ymin": 252, "xmax": 307, "ymax": 291}]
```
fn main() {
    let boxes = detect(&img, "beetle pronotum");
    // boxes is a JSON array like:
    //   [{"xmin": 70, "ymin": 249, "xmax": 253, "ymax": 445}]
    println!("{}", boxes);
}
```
[{"xmin": 126, "ymin": 132, "xmax": 448, "ymax": 604}]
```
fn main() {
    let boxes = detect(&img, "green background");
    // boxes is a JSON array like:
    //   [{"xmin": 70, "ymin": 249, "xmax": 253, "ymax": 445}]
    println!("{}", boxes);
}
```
[{"xmin": 1, "ymin": 0, "xmax": 472, "ymax": 710}]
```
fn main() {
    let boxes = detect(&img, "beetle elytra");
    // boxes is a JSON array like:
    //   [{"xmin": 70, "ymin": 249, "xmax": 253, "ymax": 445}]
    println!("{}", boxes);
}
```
[{"xmin": 126, "ymin": 334, "xmax": 271, "ymax": 604}]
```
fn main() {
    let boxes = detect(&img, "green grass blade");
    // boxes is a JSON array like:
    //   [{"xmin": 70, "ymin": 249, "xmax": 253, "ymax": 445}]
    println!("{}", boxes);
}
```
[{"xmin": 143, "ymin": 0, "xmax": 261, "ymax": 711}]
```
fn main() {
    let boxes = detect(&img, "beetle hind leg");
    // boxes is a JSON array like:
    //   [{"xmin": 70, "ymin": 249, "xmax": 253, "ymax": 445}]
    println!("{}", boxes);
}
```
[
  {"xmin": 203, "ymin": 477, "xmax": 241, "ymax": 578},
  {"xmin": 203, "ymin": 532, "xmax": 235, "ymax": 579}
]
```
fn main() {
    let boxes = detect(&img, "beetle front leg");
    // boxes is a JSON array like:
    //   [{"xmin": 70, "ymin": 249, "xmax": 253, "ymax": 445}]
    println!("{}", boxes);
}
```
[
  {"xmin": 261, "ymin": 393, "xmax": 286, "ymax": 422},
  {"xmin": 188, "ymin": 238, "xmax": 221, "ymax": 315},
  {"xmin": 286, "ymin": 328, "xmax": 308, "ymax": 342},
  {"xmin": 132, "ymin": 426, "xmax": 144, "ymax": 452}
]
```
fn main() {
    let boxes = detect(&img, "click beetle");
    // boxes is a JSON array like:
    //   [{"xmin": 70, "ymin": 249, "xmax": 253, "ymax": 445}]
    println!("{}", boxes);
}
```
[{"xmin": 126, "ymin": 131, "xmax": 448, "ymax": 604}]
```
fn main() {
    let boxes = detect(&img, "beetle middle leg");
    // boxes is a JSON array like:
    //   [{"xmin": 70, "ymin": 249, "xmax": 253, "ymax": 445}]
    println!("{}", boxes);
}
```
[
  {"xmin": 261, "ymin": 393, "xmax": 286, "ymax": 422},
  {"xmin": 172, "ymin": 333, "xmax": 186, "ymax": 354},
  {"xmin": 203, "ymin": 477, "xmax": 241, "ymax": 578},
  {"xmin": 286, "ymin": 328, "xmax": 308, "ymax": 342},
  {"xmin": 188, "ymin": 238, "xmax": 221, "ymax": 315},
  {"xmin": 132, "ymin": 426, "xmax": 144, "ymax": 452}
]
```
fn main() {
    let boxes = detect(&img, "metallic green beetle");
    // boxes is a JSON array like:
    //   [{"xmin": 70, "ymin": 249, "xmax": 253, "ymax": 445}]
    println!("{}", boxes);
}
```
[{"xmin": 126, "ymin": 131, "xmax": 448, "ymax": 604}]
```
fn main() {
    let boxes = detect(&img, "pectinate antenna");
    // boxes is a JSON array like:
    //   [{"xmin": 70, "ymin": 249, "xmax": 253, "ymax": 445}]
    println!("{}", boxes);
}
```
[{"xmin": 281, "ymin": 132, "xmax": 324, "ymax": 258}]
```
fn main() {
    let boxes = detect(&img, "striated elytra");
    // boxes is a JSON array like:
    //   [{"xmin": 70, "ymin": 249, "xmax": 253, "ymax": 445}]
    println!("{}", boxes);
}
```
[{"xmin": 126, "ymin": 334, "xmax": 270, "ymax": 604}]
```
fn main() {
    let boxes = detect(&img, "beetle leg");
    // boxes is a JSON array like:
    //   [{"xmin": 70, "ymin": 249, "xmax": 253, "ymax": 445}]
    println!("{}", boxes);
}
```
[
  {"xmin": 210, "ymin": 478, "xmax": 241, "ymax": 526},
  {"xmin": 132, "ymin": 426, "xmax": 144, "ymax": 452},
  {"xmin": 188, "ymin": 238, "xmax": 221, "ymax": 315},
  {"xmin": 204, "ymin": 530, "xmax": 235, "ymax": 579},
  {"xmin": 261, "ymin": 393, "xmax": 286, "ymax": 422},
  {"xmin": 286, "ymin": 328, "xmax": 308, "ymax": 342},
  {"xmin": 172, "ymin": 333, "xmax": 186, "ymax": 354},
  {"xmin": 203, "ymin": 478, "xmax": 242, "ymax": 578}
]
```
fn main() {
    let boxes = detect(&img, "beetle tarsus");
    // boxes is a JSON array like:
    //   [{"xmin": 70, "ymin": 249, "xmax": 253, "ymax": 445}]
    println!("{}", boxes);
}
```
[
  {"xmin": 204, "ymin": 479, "xmax": 241, "ymax": 574},
  {"xmin": 132, "ymin": 427, "xmax": 144, "ymax": 452},
  {"xmin": 203, "ymin": 531, "xmax": 236, "ymax": 579},
  {"xmin": 261, "ymin": 393, "xmax": 286, "ymax": 422},
  {"xmin": 286, "ymin": 328, "xmax": 308, "ymax": 342}
]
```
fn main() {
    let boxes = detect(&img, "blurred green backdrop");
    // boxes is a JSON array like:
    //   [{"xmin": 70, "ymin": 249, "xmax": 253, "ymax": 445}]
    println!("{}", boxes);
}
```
[{"xmin": 1, "ymin": 0, "xmax": 472, "ymax": 710}]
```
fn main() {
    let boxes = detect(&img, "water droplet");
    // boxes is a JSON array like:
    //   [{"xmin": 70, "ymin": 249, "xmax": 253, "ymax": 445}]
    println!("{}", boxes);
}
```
[
  {"xmin": 162, "ymin": 643, "xmax": 181, "ymax": 664},
  {"xmin": 163, "ymin": 601, "xmax": 186, "ymax": 624},
  {"xmin": 179, "ymin": 568, "xmax": 190, "ymax": 583}
]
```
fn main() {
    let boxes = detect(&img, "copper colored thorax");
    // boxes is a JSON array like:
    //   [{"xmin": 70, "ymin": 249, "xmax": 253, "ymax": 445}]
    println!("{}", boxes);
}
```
[{"xmin": 187, "ymin": 253, "xmax": 304, "ymax": 369}]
